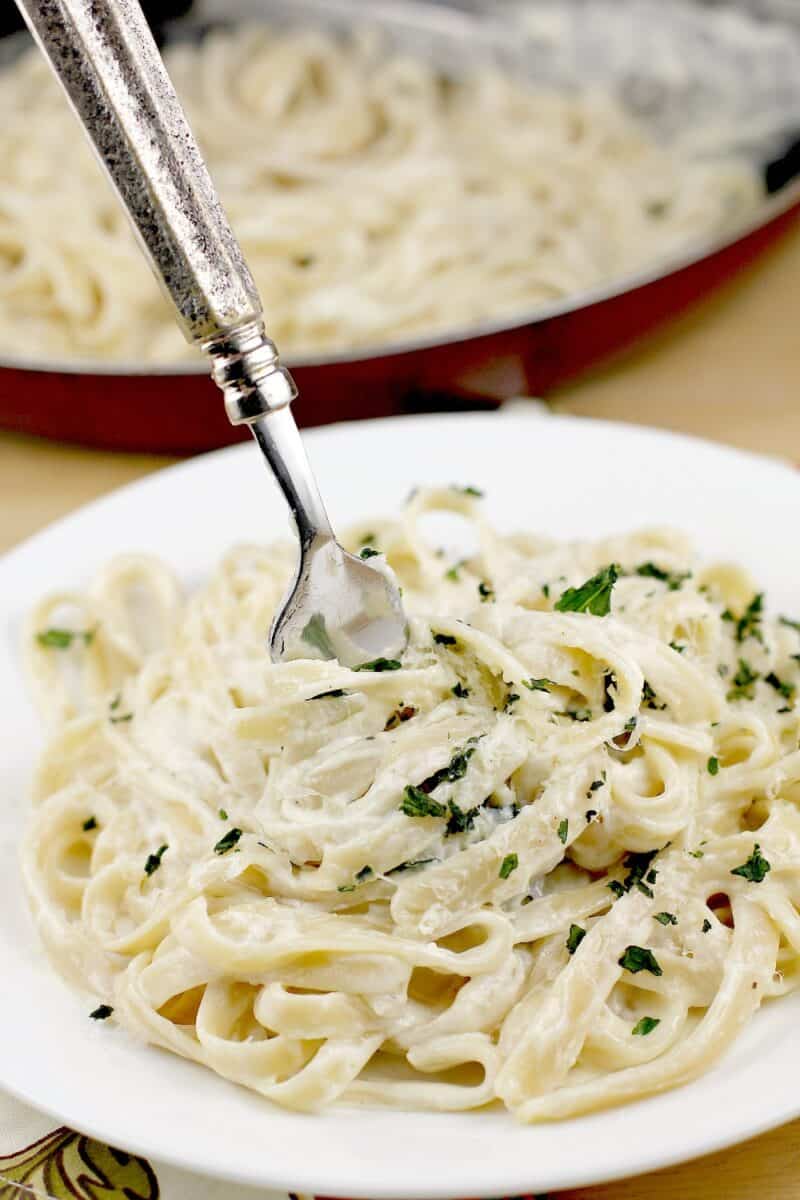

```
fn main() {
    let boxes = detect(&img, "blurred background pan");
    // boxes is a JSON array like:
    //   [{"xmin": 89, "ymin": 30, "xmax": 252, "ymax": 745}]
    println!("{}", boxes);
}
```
[{"xmin": 2, "ymin": 0, "xmax": 800, "ymax": 453}]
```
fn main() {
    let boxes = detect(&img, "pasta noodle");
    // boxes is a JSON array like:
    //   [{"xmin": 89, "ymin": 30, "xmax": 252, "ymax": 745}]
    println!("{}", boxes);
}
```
[
  {"xmin": 22, "ymin": 488, "xmax": 800, "ymax": 1118},
  {"xmin": 0, "ymin": 23, "xmax": 762, "ymax": 365}
]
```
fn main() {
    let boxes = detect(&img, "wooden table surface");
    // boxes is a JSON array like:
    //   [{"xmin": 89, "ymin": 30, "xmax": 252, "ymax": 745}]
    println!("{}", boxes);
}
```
[{"xmin": 2, "ymin": 224, "xmax": 800, "ymax": 1198}]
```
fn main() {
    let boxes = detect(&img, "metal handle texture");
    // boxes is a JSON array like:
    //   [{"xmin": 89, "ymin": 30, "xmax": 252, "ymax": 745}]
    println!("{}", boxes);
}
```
[{"xmin": 16, "ymin": 0, "xmax": 261, "ymax": 346}]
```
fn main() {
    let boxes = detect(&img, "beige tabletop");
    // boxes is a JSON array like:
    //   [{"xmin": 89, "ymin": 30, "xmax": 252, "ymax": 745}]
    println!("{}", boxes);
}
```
[{"xmin": 2, "ymin": 223, "xmax": 800, "ymax": 1198}]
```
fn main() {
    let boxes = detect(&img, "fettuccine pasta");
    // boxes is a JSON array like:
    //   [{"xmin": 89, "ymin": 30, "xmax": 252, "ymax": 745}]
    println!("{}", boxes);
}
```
[{"xmin": 22, "ymin": 489, "xmax": 800, "ymax": 1118}]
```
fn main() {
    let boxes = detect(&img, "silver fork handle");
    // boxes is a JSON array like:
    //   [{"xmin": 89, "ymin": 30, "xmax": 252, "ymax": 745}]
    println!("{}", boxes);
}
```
[
  {"xmin": 18, "ymin": 0, "xmax": 335, "ymax": 542},
  {"xmin": 16, "ymin": 0, "xmax": 297, "ymax": 425}
]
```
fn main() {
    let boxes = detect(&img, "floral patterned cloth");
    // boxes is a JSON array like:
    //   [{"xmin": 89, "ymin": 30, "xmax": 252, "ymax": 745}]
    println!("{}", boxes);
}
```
[{"xmin": 0, "ymin": 1087, "xmax": 286, "ymax": 1199}]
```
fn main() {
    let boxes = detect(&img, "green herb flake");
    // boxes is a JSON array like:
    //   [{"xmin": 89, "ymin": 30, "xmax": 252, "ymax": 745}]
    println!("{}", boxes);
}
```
[
  {"xmin": 82, "ymin": 816, "xmax": 98, "ymax": 832},
  {"xmin": 669, "ymin": 641, "xmax": 686, "ymax": 654},
  {"xmin": 635, "ymin": 562, "xmax": 689, "ymax": 591},
  {"xmin": 359, "ymin": 547, "xmax": 380, "ymax": 560},
  {"xmin": 214, "ymin": 828, "xmax": 243, "ymax": 855},
  {"xmin": 499, "ymin": 853, "xmax": 519, "ymax": 879},
  {"xmin": 418, "ymin": 742, "xmax": 478, "ymax": 794},
  {"xmin": 433, "ymin": 632, "xmax": 458, "ymax": 647},
  {"xmin": 36, "ymin": 627, "xmax": 94, "ymax": 649},
  {"xmin": 354, "ymin": 658, "xmax": 402, "ymax": 672},
  {"xmin": 453, "ymin": 484, "xmax": 484, "ymax": 497},
  {"xmin": 445, "ymin": 800, "xmax": 479, "ymax": 837},
  {"xmin": 707, "ymin": 756, "xmax": 720, "ymax": 776},
  {"xmin": 727, "ymin": 659, "xmax": 760, "ymax": 702},
  {"xmin": 386, "ymin": 858, "xmax": 437, "ymax": 876},
  {"xmin": 144, "ymin": 844, "xmax": 168, "ymax": 877},
  {"xmin": 607, "ymin": 880, "xmax": 625, "ymax": 898},
  {"xmin": 90, "ymin": 1004, "xmax": 113, "ymax": 1021},
  {"xmin": 301, "ymin": 613, "xmax": 335, "ymax": 658},
  {"xmin": 566, "ymin": 707, "xmax": 593, "ymax": 723},
  {"xmin": 654, "ymin": 911, "xmax": 677, "ymax": 926},
  {"xmin": 779, "ymin": 615, "xmax": 800, "ymax": 633},
  {"xmin": 730, "ymin": 593, "xmax": 764, "ymax": 645},
  {"xmin": 478, "ymin": 581, "xmax": 495, "ymax": 602},
  {"xmin": 702, "ymin": 918, "xmax": 712, "ymax": 933},
  {"xmin": 566, "ymin": 924, "xmax": 587, "ymax": 955},
  {"xmin": 618, "ymin": 945, "xmax": 663, "ymax": 976},
  {"xmin": 218, "ymin": 809, "xmax": 228, "ymax": 821},
  {"xmin": 542, "ymin": 583, "xmax": 550, "ymax": 599},
  {"xmin": 765, "ymin": 672, "xmax": 796, "ymax": 701},
  {"xmin": 109, "ymin": 712, "xmax": 134, "ymax": 724},
  {"xmin": 504, "ymin": 690, "xmax": 521, "ymax": 712},
  {"xmin": 688, "ymin": 848, "xmax": 704, "ymax": 859},
  {"xmin": 557, "ymin": 818, "xmax": 569, "ymax": 845},
  {"xmin": 632, "ymin": 1016, "xmax": 660, "ymax": 1037},
  {"xmin": 588, "ymin": 778, "xmax": 605, "ymax": 793},
  {"xmin": 523, "ymin": 677, "xmax": 555, "ymax": 693},
  {"xmin": 452, "ymin": 682, "xmax": 470, "ymax": 699},
  {"xmin": 308, "ymin": 688, "xmax": 348, "ymax": 700},
  {"xmin": 731, "ymin": 843, "xmax": 771, "ymax": 883},
  {"xmin": 555, "ymin": 564, "xmax": 619, "ymax": 617},
  {"xmin": 445, "ymin": 560, "xmax": 466, "ymax": 582},
  {"xmin": 400, "ymin": 785, "xmax": 447, "ymax": 819}
]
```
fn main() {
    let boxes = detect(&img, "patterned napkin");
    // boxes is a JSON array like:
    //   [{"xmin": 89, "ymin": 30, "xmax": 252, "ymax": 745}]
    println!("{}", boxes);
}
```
[{"xmin": 0, "ymin": 1087, "xmax": 287, "ymax": 1199}]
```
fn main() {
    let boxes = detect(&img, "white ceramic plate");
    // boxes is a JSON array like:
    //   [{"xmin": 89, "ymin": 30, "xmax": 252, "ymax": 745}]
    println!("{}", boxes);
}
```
[{"xmin": 2, "ymin": 412, "xmax": 800, "ymax": 1198}]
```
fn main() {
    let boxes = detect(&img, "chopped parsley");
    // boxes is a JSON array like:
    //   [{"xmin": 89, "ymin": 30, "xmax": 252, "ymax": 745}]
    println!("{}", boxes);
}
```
[
  {"xmin": 452, "ymin": 682, "xmax": 470, "ymax": 699},
  {"xmin": 454, "ymin": 484, "xmax": 484, "ymax": 497},
  {"xmin": 301, "ymin": 613, "xmax": 335, "ymax": 657},
  {"xmin": 727, "ymin": 659, "xmax": 760, "ymax": 702},
  {"xmin": 144, "ymin": 844, "xmax": 168, "ymax": 877},
  {"xmin": 307, "ymin": 688, "xmax": 348, "ymax": 700},
  {"xmin": 109, "ymin": 712, "xmax": 133, "ymax": 724},
  {"xmin": 36, "ymin": 627, "xmax": 95, "ymax": 649},
  {"xmin": 82, "ymin": 816, "xmax": 98, "ymax": 832},
  {"xmin": 504, "ymin": 690, "xmax": 521, "ymax": 711},
  {"xmin": 669, "ymin": 641, "xmax": 686, "ymax": 654},
  {"xmin": 565, "ymin": 707, "xmax": 593, "ymax": 723},
  {"xmin": 566, "ymin": 924, "xmax": 586, "ymax": 955},
  {"xmin": 602, "ymin": 671, "xmax": 617, "ymax": 712},
  {"xmin": 214, "ymin": 828, "xmax": 243, "ymax": 855},
  {"xmin": 707, "ymin": 756, "xmax": 720, "ymax": 776},
  {"xmin": 779, "ymin": 615, "xmax": 800, "ymax": 633},
  {"xmin": 433, "ymin": 632, "xmax": 458, "ymax": 646},
  {"xmin": 702, "ymin": 918, "xmax": 712, "ymax": 933},
  {"xmin": 441, "ymin": 559, "xmax": 465, "ymax": 583},
  {"xmin": 610, "ymin": 849, "xmax": 659, "ymax": 899},
  {"xmin": 557, "ymin": 818, "xmax": 569, "ymax": 845},
  {"xmin": 765, "ymin": 672, "xmax": 796, "ymax": 701},
  {"xmin": 635, "ymin": 562, "xmax": 689, "ymax": 591},
  {"xmin": 688, "ymin": 848, "xmax": 705, "ymax": 859},
  {"xmin": 632, "ymin": 1016, "xmax": 660, "ymax": 1037},
  {"xmin": 445, "ymin": 800, "xmax": 479, "ymax": 837},
  {"xmin": 725, "ymin": 593, "xmax": 764, "ymax": 645},
  {"xmin": 731, "ymin": 843, "xmax": 771, "ymax": 883},
  {"xmin": 338, "ymin": 865, "xmax": 374, "ymax": 893},
  {"xmin": 109, "ymin": 694, "xmax": 121, "ymax": 711},
  {"xmin": 542, "ymin": 583, "xmax": 550, "ymax": 599},
  {"xmin": 218, "ymin": 809, "xmax": 228, "ymax": 821},
  {"xmin": 555, "ymin": 564, "xmax": 619, "ymax": 616},
  {"xmin": 618, "ymin": 946, "xmax": 663, "ymax": 976},
  {"xmin": 90, "ymin": 1004, "xmax": 113, "ymax": 1021},
  {"xmin": 478, "ymin": 581, "xmax": 495, "ymax": 602},
  {"xmin": 418, "ymin": 741, "xmax": 478, "ymax": 794},
  {"xmin": 589, "ymin": 778, "xmax": 605, "ymax": 793},
  {"xmin": 523, "ymin": 677, "xmax": 555, "ymax": 692},
  {"xmin": 386, "ymin": 858, "xmax": 437, "ymax": 876},
  {"xmin": 499, "ymin": 853, "xmax": 519, "ymax": 879},
  {"xmin": 585, "ymin": 809, "xmax": 598, "ymax": 822},
  {"xmin": 642, "ymin": 681, "xmax": 665, "ymax": 711},
  {"xmin": 654, "ymin": 911, "xmax": 677, "ymax": 926},
  {"xmin": 401, "ymin": 786, "xmax": 446, "ymax": 819},
  {"xmin": 359, "ymin": 547, "xmax": 381, "ymax": 560},
  {"xmin": 354, "ymin": 658, "xmax": 402, "ymax": 672}
]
